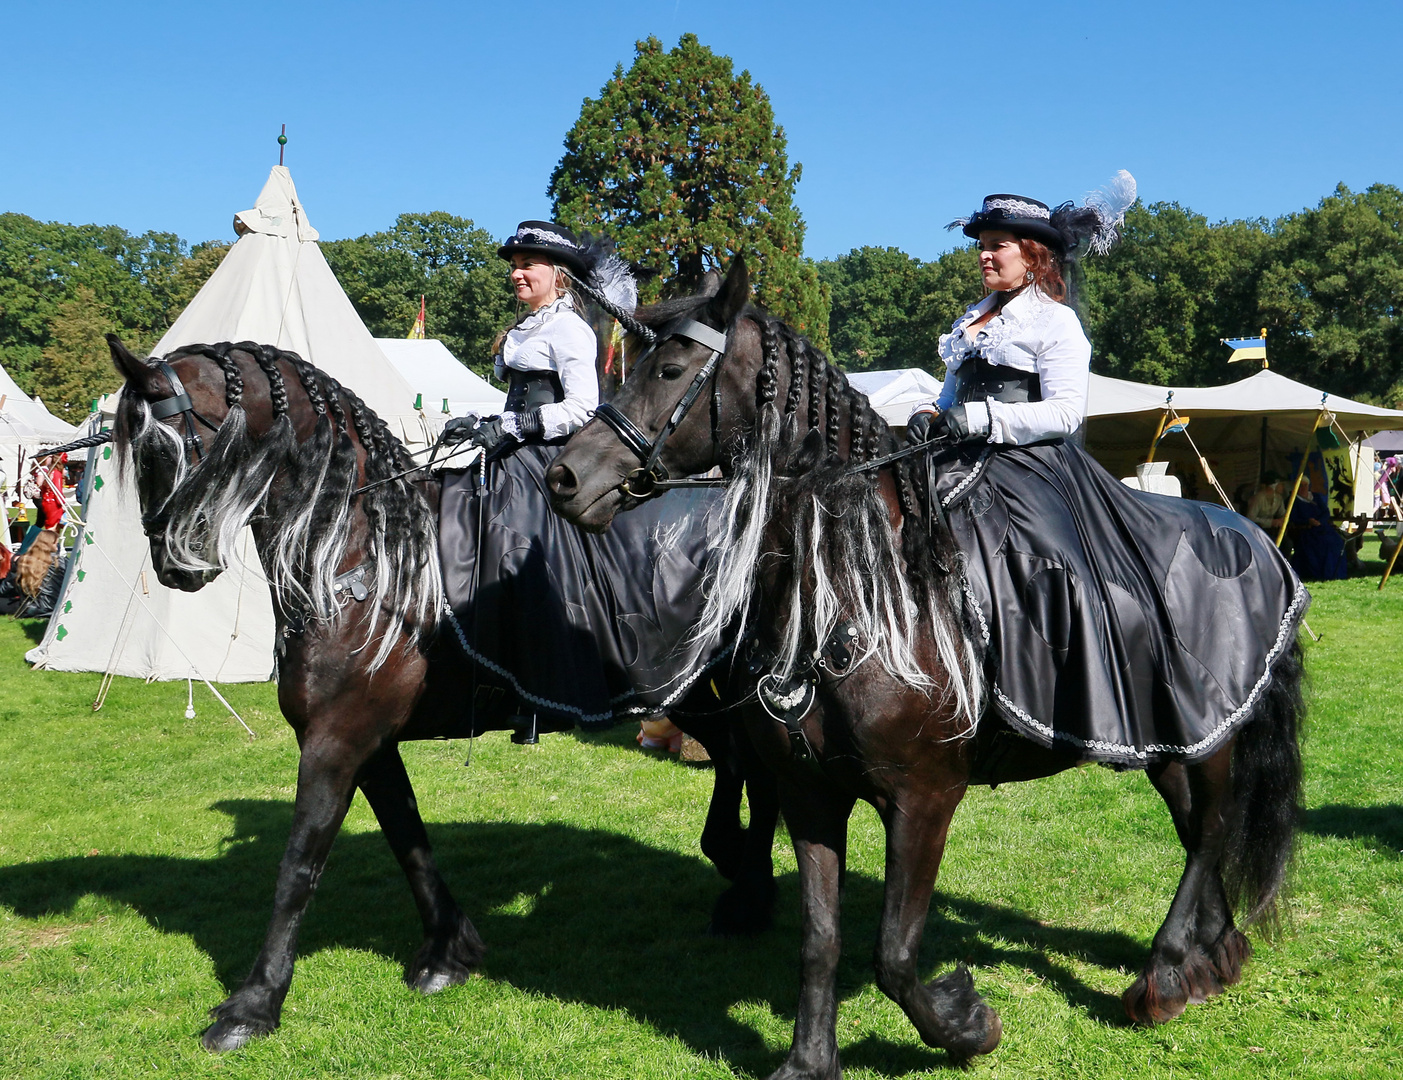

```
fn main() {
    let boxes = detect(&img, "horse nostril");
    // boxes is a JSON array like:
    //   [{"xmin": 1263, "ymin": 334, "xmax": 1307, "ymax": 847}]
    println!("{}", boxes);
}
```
[{"xmin": 547, "ymin": 461, "xmax": 578, "ymax": 497}]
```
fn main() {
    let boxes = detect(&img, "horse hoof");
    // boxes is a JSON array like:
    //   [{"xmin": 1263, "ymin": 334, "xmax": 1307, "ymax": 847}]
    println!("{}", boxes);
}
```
[
  {"xmin": 201, "ymin": 1018, "xmax": 267, "ymax": 1053},
  {"xmin": 926, "ymin": 966, "xmax": 1002, "ymax": 1060},
  {"xmin": 1122, "ymin": 970, "xmax": 1187, "ymax": 1025},
  {"xmin": 410, "ymin": 968, "xmax": 464, "ymax": 995}
]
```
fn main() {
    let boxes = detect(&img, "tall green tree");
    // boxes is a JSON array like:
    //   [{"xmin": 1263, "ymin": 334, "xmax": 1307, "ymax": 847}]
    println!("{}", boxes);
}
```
[
  {"xmin": 0, "ymin": 213, "xmax": 206, "ymax": 401},
  {"xmin": 322, "ymin": 212, "xmax": 514, "ymax": 376},
  {"xmin": 549, "ymin": 34, "xmax": 830, "ymax": 348},
  {"xmin": 1257, "ymin": 183, "xmax": 1403, "ymax": 403},
  {"xmin": 818, "ymin": 245, "xmax": 981, "ymax": 374},
  {"xmin": 1079, "ymin": 202, "xmax": 1275, "ymax": 386}
]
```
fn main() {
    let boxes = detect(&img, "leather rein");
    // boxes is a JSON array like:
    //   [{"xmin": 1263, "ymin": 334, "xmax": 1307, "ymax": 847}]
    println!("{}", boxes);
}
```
[{"xmin": 590, "ymin": 316, "xmax": 959, "ymax": 499}]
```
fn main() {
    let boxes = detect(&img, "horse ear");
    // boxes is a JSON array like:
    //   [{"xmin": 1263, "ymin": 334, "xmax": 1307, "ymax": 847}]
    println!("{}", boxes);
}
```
[
  {"xmin": 107, "ymin": 334, "xmax": 160, "ymax": 395},
  {"xmin": 714, "ymin": 255, "xmax": 750, "ymax": 325},
  {"xmin": 698, "ymin": 269, "xmax": 722, "ymax": 298}
]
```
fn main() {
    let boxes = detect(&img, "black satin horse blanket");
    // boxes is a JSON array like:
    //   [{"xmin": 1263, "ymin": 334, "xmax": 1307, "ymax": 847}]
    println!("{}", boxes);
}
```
[
  {"xmin": 935, "ymin": 439, "xmax": 1308, "ymax": 765},
  {"xmin": 438, "ymin": 442, "xmax": 727, "ymax": 728}
]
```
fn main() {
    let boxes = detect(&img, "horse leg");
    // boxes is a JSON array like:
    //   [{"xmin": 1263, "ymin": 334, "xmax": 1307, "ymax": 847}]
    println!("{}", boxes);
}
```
[
  {"xmin": 1123, "ymin": 746, "xmax": 1244, "ymax": 1024},
  {"xmin": 679, "ymin": 713, "xmax": 748, "ymax": 881},
  {"xmin": 202, "ymin": 732, "xmax": 369, "ymax": 1052},
  {"xmin": 708, "ymin": 724, "xmax": 780, "ymax": 935},
  {"xmin": 769, "ymin": 779, "xmax": 855, "ymax": 1080},
  {"xmin": 673, "ymin": 704, "xmax": 780, "ymax": 935},
  {"xmin": 356, "ymin": 742, "xmax": 485, "ymax": 993},
  {"xmin": 872, "ymin": 788, "xmax": 1002, "ymax": 1062}
]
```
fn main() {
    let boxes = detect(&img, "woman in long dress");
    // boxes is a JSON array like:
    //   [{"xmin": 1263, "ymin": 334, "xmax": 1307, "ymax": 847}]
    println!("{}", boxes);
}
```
[
  {"xmin": 907, "ymin": 180, "xmax": 1308, "ymax": 764},
  {"xmin": 436, "ymin": 222, "xmax": 726, "ymax": 731}
]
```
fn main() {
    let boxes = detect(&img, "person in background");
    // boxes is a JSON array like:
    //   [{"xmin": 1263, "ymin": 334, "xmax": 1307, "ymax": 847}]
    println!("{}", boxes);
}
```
[
  {"xmin": 1287, "ymin": 472, "xmax": 1347, "ymax": 580},
  {"xmin": 1247, "ymin": 472, "xmax": 1286, "ymax": 536}
]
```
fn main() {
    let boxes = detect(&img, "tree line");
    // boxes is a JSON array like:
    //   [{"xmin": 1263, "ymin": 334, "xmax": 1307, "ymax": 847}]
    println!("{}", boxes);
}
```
[
  {"xmin": 1, "ymin": 34, "xmax": 1399, "ymax": 420},
  {"xmin": 823, "ymin": 184, "xmax": 1403, "ymax": 405}
]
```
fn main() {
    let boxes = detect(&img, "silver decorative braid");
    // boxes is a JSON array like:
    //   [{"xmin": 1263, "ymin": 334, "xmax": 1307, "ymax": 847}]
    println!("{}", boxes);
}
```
[
  {"xmin": 984, "ymin": 197, "xmax": 1051, "ymax": 220},
  {"xmin": 519, "ymin": 227, "xmax": 579, "ymax": 250}
]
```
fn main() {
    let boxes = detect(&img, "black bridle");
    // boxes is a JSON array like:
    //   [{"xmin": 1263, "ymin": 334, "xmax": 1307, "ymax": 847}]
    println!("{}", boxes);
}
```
[
  {"xmin": 137, "ymin": 361, "xmax": 223, "ymax": 536},
  {"xmin": 148, "ymin": 360, "xmax": 222, "ymax": 463},
  {"xmin": 591, "ymin": 317, "xmax": 730, "ymax": 498}
]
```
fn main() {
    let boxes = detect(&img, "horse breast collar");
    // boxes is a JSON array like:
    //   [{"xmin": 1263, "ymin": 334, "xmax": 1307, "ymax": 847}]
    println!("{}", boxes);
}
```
[{"xmin": 592, "ymin": 317, "xmax": 729, "ymax": 498}]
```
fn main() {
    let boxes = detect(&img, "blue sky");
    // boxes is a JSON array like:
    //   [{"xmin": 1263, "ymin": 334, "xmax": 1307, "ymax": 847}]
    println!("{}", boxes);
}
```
[{"xmin": 2, "ymin": 0, "xmax": 1399, "ymax": 261}]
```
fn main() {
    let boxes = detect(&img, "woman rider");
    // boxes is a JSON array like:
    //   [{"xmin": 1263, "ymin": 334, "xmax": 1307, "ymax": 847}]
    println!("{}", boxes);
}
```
[
  {"xmin": 435, "ymin": 222, "xmax": 726, "ymax": 735},
  {"xmin": 905, "ymin": 180, "xmax": 1308, "ymax": 765},
  {"xmin": 447, "ymin": 221, "xmax": 598, "ymax": 455}
]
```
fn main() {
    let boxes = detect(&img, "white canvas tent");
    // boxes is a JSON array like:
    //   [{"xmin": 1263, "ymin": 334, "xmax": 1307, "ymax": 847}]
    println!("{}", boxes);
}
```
[
  {"xmin": 845, "ymin": 369, "xmax": 945, "ymax": 428},
  {"xmin": 0, "ymin": 363, "xmax": 78, "ymax": 497},
  {"xmin": 28, "ymin": 165, "xmax": 424, "ymax": 683},
  {"xmin": 375, "ymin": 338, "xmax": 505, "ymax": 420},
  {"xmin": 1084, "ymin": 368, "xmax": 1403, "ymax": 508}
]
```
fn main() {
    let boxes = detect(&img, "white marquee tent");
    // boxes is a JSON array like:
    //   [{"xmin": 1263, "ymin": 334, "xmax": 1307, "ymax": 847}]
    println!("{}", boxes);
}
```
[
  {"xmin": 846, "ymin": 368, "xmax": 945, "ymax": 427},
  {"xmin": 28, "ymin": 165, "xmax": 431, "ymax": 684},
  {"xmin": 0, "ymin": 363, "xmax": 78, "ymax": 498},
  {"xmin": 1084, "ymin": 368, "xmax": 1403, "ymax": 508},
  {"xmin": 376, "ymin": 338, "xmax": 505, "ymax": 420}
]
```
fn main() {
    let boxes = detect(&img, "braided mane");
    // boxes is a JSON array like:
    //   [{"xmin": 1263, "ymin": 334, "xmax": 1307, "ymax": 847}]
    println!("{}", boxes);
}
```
[
  {"xmin": 694, "ymin": 309, "xmax": 985, "ymax": 730},
  {"xmin": 114, "ymin": 341, "xmax": 441, "ymax": 673}
]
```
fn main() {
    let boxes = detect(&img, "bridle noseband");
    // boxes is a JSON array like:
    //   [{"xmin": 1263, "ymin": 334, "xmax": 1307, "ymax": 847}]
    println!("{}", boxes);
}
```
[{"xmin": 591, "ymin": 317, "xmax": 730, "ymax": 498}]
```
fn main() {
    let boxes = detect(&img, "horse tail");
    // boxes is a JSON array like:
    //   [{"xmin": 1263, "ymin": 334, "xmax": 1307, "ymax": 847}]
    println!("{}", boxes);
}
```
[{"xmin": 1222, "ymin": 635, "xmax": 1306, "ymax": 931}]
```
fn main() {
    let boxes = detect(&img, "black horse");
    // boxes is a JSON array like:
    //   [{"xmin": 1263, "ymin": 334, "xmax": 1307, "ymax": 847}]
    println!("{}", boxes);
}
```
[
  {"xmin": 104, "ymin": 334, "xmax": 779, "ymax": 1051},
  {"xmin": 548, "ymin": 258, "xmax": 1306, "ymax": 1076}
]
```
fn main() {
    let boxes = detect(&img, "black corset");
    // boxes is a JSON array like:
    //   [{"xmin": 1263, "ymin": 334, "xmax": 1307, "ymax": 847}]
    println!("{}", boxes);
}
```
[
  {"xmin": 953, "ymin": 355, "xmax": 1042, "ymax": 405},
  {"xmin": 505, "ymin": 369, "xmax": 564, "ymax": 411}
]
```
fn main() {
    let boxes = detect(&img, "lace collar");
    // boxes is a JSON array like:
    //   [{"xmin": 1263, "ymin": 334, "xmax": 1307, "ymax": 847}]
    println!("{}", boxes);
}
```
[
  {"xmin": 514, "ymin": 293, "xmax": 578, "ymax": 334},
  {"xmin": 939, "ymin": 287, "xmax": 1056, "ymax": 365}
]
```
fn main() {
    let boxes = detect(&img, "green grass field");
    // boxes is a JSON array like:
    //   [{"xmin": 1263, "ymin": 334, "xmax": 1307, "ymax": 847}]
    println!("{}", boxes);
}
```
[{"xmin": 2, "ymin": 547, "xmax": 1400, "ymax": 1079}]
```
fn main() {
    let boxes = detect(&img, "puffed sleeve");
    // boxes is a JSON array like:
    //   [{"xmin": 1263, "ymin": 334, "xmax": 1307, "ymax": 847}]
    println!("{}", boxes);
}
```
[
  {"xmin": 985, "ymin": 306, "xmax": 1090, "ymax": 445},
  {"xmin": 538, "ymin": 313, "xmax": 599, "ymax": 439}
]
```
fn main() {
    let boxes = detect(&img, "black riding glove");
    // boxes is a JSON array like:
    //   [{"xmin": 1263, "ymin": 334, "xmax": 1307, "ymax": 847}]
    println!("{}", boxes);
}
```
[
  {"xmin": 906, "ymin": 410, "xmax": 938, "ymax": 445},
  {"xmin": 929, "ymin": 404, "xmax": 975, "ymax": 443},
  {"xmin": 468, "ymin": 415, "xmax": 514, "ymax": 455},
  {"xmin": 439, "ymin": 414, "xmax": 480, "ymax": 446}
]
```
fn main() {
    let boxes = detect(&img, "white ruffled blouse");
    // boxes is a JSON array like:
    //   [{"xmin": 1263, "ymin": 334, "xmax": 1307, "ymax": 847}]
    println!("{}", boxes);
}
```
[
  {"xmin": 927, "ymin": 287, "xmax": 1091, "ymax": 446},
  {"xmin": 498, "ymin": 295, "xmax": 599, "ymax": 440}
]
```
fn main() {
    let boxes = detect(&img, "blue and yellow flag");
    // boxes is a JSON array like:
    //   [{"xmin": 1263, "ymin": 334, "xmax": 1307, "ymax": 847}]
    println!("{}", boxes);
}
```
[
  {"xmin": 1158, "ymin": 417, "xmax": 1190, "ymax": 441},
  {"xmin": 1223, "ymin": 329, "xmax": 1267, "ymax": 364}
]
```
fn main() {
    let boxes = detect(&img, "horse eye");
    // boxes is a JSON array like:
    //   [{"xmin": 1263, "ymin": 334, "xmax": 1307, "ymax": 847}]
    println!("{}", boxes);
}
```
[{"xmin": 659, "ymin": 364, "xmax": 685, "ymax": 380}]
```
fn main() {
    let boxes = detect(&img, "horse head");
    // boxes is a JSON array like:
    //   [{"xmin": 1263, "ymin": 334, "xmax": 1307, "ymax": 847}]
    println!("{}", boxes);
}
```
[
  {"xmin": 108, "ymin": 334, "xmax": 239, "ymax": 592},
  {"xmin": 547, "ymin": 257, "xmax": 754, "ymax": 532}
]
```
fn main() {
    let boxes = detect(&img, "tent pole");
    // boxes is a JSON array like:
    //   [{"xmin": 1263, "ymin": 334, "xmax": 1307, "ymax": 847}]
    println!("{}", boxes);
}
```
[
  {"xmin": 1380, "ymin": 488, "xmax": 1403, "ymax": 590},
  {"xmin": 1145, "ymin": 395, "xmax": 1173, "ymax": 463},
  {"xmin": 1275, "ymin": 407, "xmax": 1327, "ymax": 549},
  {"xmin": 1380, "ymin": 519, "xmax": 1403, "ymax": 590}
]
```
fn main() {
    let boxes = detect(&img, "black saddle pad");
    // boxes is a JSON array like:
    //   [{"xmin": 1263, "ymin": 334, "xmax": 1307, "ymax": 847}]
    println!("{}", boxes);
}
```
[
  {"xmin": 437, "ymin": 442, "xmax": 730, "ymax": 727},
  {"xmin": 934, "ymin": 440, "xmax": 1308, "ymax": 765}
]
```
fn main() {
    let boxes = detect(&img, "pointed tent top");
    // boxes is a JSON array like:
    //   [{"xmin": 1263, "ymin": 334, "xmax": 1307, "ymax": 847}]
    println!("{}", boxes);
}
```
[{"xmin": 233, "ymin": 166, "xmax": 319, "ymax": 241}]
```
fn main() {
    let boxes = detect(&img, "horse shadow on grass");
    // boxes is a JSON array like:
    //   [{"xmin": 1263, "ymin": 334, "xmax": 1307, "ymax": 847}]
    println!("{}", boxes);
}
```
[
  {"xmin": 0, "ymin": 798, "xmax": 1146, "ymax": 1075},
  {"xmin": 1301, "ymin": 804, "xmax": 1403, "ymax": 859}
]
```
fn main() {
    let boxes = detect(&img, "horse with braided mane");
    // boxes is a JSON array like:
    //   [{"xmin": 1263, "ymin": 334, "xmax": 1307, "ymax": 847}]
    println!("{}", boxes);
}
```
[
  {"xmin": 105, "ymin": 333, "xmax": 779, "ymax": 1052},
  {"xmin": 549, "ymin": 258, "xmax": 1306, "ymax": 1077}
]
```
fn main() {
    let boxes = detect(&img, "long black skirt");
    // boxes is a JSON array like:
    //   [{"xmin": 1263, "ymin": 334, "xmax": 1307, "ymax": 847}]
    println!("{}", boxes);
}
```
[
  {"xmin": 935, "ymin": 440, "xmax": 1308, "ymax": 765},
  {"xmin": 437, "ymin": 442, "xmax": 727, "ymax": 728}
]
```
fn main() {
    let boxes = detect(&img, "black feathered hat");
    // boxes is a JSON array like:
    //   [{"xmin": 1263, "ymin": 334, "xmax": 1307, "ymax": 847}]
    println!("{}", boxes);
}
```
[
  {"xmin": 956, "ymin": 195, "xmax": 1065, "ymax": 252},
  {"xmin": 498, "ymin": 220, "xmax": 589, "ymax": 278},
  {"xmin": 948, "ymin": 171, "xmax": 1138, "ymax": 262}
]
